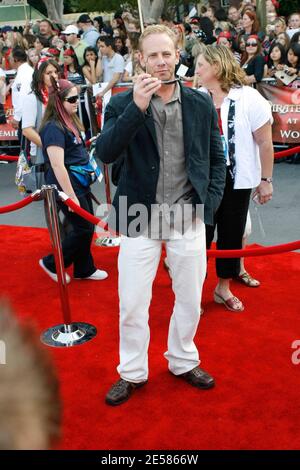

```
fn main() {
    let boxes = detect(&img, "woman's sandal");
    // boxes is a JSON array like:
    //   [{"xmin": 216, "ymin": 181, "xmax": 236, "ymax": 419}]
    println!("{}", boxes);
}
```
[
  {"xmin": 214, "ymin": 291, "xmax": 244, "ymax": 312},
  {"xmin": 237, "ymin": 271, "xmax": 260, "ymax": 288}
]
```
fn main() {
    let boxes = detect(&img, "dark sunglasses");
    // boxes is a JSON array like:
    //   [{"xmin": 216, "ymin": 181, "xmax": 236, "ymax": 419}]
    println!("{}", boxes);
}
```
[
  {"xmin": 246, "ymin": 42, "xmax": 258, "ymax": 46},
  {"xmin": 65, "ymin": 95, "xmax": 79, "ymax": 103}
]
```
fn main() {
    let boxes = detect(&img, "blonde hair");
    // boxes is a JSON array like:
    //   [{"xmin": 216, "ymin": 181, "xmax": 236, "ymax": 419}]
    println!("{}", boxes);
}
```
[
  {"xmin": 199, "ymin": 45, "xmax": 247, "ymax": 92},
  {"xmin": 139, "ymin": 25, "xmax": 177, "ymax": 51}
]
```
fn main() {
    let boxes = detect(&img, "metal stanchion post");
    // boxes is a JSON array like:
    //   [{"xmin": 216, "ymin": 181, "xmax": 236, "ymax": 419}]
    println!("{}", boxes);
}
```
[
  {"xmin": 96, "ymin": 165, "xmax": 120, "ymax": 247},
  {"xmin": 40, "ymin": 185, "xmax": 97, "ymax": 347}
]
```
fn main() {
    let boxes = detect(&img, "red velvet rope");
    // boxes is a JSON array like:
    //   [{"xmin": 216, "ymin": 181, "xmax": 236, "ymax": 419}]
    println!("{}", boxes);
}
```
[
  {"xmin": 63, "ymin": 197, "xmax": 109, "ymax": 231},
  {"xmin": 273, "ymin": 146, "xmax": 300, "ymax": 159},
  {"xmin": 0, "ymin": 155, "xmax": 19, "ymax": 162},
  {"xmin": 207, "ymin": 240, "xmax": 300, "ymax": 258},
  {"xmin": 0, "ymin": 194, "xmax": 37, "ymax": 214},
  {"xmin": 1, "ymin": 147, "xmax": 299, "ymax": 163},
  {"xmin": 61, "ymin": 197, "xmax": 300, "ymax": 258},
  {"xmin": 0, "ymin": 193, "xmax": 299, "ymax": 258},
  {"xmin": 1, "ymin": 146, "xmax": 299, "ymax": 164}
]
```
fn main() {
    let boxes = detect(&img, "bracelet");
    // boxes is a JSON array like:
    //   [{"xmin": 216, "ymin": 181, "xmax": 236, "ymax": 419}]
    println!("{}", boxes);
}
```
[
  {"xmin": 67, "ymin": 192, "xmax": 76, "ymax": 198},
  {"xmin": 261, "ymin": 177, "xmax": 273, "ymax": 183}
]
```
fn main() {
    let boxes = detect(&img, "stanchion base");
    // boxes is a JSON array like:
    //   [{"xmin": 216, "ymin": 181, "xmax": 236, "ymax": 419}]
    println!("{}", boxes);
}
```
[
  {"xmin": 41, "ymin": 322, "xmax": 97, "ymax": 348},
  {"xmin": 95, "ymin": 237, "xmax": 121, "ymax": 247}
]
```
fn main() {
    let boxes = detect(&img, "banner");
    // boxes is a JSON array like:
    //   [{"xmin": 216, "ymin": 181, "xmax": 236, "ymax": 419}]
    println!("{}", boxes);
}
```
[
  {"xmin": 257, "ymin": 83, "xmax": 300, "ymax": 144},
  {"xmin": 0, "ymin": 93, "xmax": 18, "ymax": 141}
]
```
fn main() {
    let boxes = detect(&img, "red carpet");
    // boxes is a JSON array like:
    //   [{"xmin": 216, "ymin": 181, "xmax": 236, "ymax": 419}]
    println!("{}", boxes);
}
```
[{"xmin": 1, "ymin": 224, "xmax": 300, "ymax": 450}]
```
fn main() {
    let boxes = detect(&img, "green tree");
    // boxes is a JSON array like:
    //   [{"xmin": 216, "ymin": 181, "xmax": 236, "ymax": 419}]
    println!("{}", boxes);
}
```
[
  {"xmin": 28, "ymin": 0, "xmax": 74, "ymax": 15},
  {"xmin": 278, "ymin": 0, "xmax": 299, "ymax": 17}
]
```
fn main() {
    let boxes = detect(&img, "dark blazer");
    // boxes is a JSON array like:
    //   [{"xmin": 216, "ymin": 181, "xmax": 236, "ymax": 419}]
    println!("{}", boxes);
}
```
[
  {"xmin": 244, "ymin": 55, "xmax": 265, "ymax": 82},
  {"xmin": 96, "ymin": 84, "xmax": 226, "ymax": 235}
]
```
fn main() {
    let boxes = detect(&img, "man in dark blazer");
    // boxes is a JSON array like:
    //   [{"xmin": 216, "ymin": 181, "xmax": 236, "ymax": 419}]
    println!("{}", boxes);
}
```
[{"xmin": 96, "ymin": 25, "xmax": 226, "ymax": 406}]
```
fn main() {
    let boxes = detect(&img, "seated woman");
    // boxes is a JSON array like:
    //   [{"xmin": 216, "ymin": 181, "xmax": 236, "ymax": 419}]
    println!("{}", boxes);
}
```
[
  {"xmin": 39, "ymin": 78, "xmax": 108, "ymax": 282},
  {"xmin": 266, "ymin": 42, "xmax": 286, "ymax": 77},
  {"xmin": 241, "ymin": 35, "xmax": 266, "ymax": 85}
]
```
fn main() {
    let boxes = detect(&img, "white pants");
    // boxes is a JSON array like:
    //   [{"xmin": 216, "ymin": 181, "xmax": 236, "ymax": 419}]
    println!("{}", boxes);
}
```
[{"xmin": 117, "ymin": 221, "xmax": 207, "ymax": 382}]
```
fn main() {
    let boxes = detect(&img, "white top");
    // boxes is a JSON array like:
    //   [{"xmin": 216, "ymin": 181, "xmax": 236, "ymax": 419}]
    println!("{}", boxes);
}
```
[
  {"xmin": 125, "ymin": 60, "xmax": 133, "ymax": 77},
  {"xmin": 102, "ymin": 53, "xmax": 125, "ymax": 82},
  {"xmin": 199, "ymin": 85, "xmax": 273, "ymax": 189},
  {"xmin": 0, "ymin": 68, "xmax": 6, "ymax": 104},
  {"xmin": 11, "ymin": 62, "xmax": 33, "ymax": 122},
  {"xmin": 286, "ymin": 28, "xmax": 299, "ymax": 39},
  {"xmin": 22, "ymin": 92, "xmax": 45, "ymax": 156}
]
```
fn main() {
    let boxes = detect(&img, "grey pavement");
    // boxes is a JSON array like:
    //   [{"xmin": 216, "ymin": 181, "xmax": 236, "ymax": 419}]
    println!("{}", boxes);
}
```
[{"xmin": 0, "ymin": 159, "xmax": 300, "ymax": 246}]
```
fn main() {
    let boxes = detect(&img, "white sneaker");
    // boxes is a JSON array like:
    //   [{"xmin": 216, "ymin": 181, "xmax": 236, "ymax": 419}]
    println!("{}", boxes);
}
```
[
  {"xmin": 39, "ymin": 259, "xmax": 71, "ymax": 284},
  {"xmin": 75, "ymin": 269, "xmax": 108, "ymax": 281}
]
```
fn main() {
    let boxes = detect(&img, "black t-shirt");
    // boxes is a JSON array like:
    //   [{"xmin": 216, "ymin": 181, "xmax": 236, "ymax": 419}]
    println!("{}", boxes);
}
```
[{"xmin": 40, "ymin": 121, "xmax": 89, "ymax": 196}]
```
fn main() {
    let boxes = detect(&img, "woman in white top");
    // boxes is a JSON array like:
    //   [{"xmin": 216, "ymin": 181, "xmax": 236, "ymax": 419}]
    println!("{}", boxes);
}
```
[
  {"xmin": 195, "ymin": 45, "xmax": 274, "ymax": 312},
  {"xmin": 22, "ymin": 59, "xmax": 60, "ymax": 165},
  {"xmin": 0, "ymin": 67, "xmax": 6, "ymax": 124}
]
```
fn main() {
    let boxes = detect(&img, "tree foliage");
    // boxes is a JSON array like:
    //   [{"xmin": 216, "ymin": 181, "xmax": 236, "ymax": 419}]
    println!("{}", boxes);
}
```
[
  {"xmin": 278, "ymin": 0, "xmax": 299, "ymax": 18},
  {"xmin": 28, "ymin": 0, "xmax": 73, "ymax": 16}
]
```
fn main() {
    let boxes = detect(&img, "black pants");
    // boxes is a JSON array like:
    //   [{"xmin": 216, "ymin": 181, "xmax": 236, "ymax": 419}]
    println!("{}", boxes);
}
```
[
  {"xmin": 43, "ymin": 192, "xmax": 96, "ymax": 278},
  {"xmin": 206, "ymin": 169, "xmax": 251, "ymax": 279}
]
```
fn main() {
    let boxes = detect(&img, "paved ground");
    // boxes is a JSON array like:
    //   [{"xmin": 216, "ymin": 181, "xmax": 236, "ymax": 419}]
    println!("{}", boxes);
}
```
[{"xmin": 0, "ymin": 159, "xmax": 300, "ymax": 246}]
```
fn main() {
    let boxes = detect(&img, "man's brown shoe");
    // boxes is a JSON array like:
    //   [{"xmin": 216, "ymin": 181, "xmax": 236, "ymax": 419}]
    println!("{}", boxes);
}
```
[
  {"xmin": 105, "ymin": 378, "xmax": 147, "ymax": 406},
  {"xmin": 176, "ymin": 366, "xmax": 215, "ymax": 389}
]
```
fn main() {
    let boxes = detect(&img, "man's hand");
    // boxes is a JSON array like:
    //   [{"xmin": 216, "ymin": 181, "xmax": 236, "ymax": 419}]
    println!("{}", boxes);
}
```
[
  {"xmin": 253, "ymin": 181, "xmax": 273, "ymax": 204},
  {"xmin": 11, "ymin": 119, "xmax": 19, "ymax": 129},
  {"xmin": 133, "ymin": 73, "xmax": 161, "ymax": 113}
]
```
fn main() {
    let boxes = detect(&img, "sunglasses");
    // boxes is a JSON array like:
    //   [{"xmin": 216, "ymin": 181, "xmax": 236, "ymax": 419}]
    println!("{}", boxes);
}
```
[
  {"xmin": 65, "ymin": 95, "xmax": 79, "ymax": 104},
  {"xmin": 246, "ymin": 42, "xmax": 258, "ymax": 46}
]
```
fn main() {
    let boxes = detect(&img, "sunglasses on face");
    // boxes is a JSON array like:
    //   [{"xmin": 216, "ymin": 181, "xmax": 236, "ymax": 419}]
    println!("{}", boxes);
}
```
[
  {"xmin": 246, "ymin": 42, "xmax": 258, "ymax": 46},
  {"xmin": 65, "ymin": 95, "xmax": 79, "ymax": 104}
]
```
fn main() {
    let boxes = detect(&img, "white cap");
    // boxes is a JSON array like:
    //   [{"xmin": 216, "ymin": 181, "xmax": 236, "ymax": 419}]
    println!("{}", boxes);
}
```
[{"xmin": 61, "ymin": 25, "xmax": 79, "ymax": 35}]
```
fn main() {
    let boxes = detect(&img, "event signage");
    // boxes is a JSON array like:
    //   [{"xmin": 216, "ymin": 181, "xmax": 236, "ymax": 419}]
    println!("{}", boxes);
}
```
[
  {"xmin": 0, "ymin": 94, "xmax": 18, "ymax": 141},
  {"xmin": 257, "ymin": 83, "xmax": 300, "ymax": 144},
  {"xmin": 1, "ymin": 83, "xmax": 299, "ymax": 144}
]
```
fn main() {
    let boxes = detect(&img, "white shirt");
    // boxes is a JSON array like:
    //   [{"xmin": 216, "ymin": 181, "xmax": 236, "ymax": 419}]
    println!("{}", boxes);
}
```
[
  {"xmin": 22, "ymin": 92, "xmax": 45, "ymax": 156},
  {"xmin": 102, "ymin": 53, "xmax": 124, "ymax": 82},
  {"xmin": 0, "ymin": 68, "xmax": 6, "ymax": 104},
  {"xmin": 286, "ymin": 28, "xmax": 299, "ymax": 39},
  {"xmin": 199, "ymin": 86, "xmax": 273, "ymax": 189},
  {"xmin": 11, "ymin": 62, "xmax": 33, "ymax": 122},
  {"xmin": 125, "ymin": 60, "xmax": 133, "ymax": 77}
]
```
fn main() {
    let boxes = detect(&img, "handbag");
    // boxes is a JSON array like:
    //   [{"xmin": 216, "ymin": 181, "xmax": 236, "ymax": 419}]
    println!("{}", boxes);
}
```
[
  {"xmin": 15, "ymin": 150, "xmax": 46, "ymax": 195},
  {"xmin": 15, "ymin": 98, "xmax": 45, "ymax": 195},
  {"xmin": 68, "ymin": 149, "xmax": 102, "ymax": 188}
]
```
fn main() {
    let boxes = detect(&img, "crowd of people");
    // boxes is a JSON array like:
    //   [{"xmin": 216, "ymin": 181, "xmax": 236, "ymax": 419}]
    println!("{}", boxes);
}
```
[{"xmin": 0, "ymin": 3, "xmax": 300, "ymax": 139}]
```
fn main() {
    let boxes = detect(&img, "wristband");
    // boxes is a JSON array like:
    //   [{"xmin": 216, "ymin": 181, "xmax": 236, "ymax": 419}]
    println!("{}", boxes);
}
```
[{"xmin": 261, "ymin": 177, "xmax": 273, "ymax": 183}]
